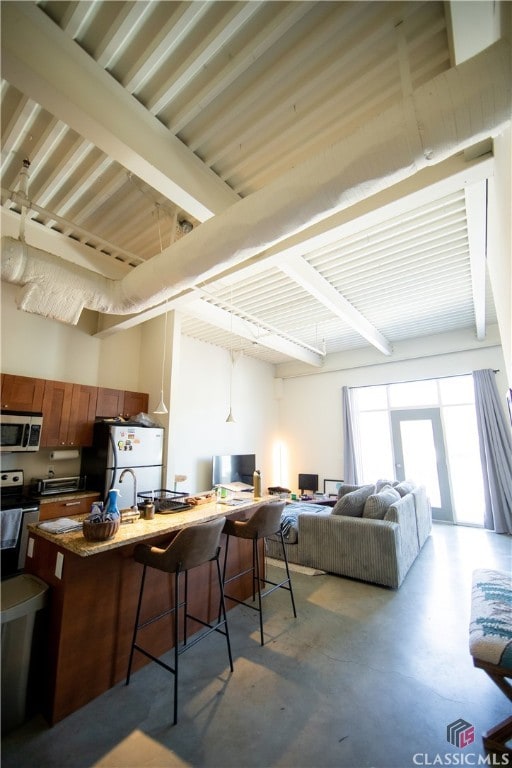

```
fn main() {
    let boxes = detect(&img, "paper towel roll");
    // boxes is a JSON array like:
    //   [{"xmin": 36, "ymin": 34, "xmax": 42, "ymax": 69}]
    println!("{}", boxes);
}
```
[{"xmin": 49, "ymin": 449, "xmax": 80, "ymax": 461}]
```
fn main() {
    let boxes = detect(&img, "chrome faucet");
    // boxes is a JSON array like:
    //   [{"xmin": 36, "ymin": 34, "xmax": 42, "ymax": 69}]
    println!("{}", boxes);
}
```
[{"xmin": 119, "ymin": 468, "xmax": 137, "ymax": 510}]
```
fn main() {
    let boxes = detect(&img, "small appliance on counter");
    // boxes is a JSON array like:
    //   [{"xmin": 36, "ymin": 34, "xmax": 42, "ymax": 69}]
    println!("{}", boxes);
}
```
[{"xmin": 30, "ymin": 476, "xmax": 86, "ymax": 496}]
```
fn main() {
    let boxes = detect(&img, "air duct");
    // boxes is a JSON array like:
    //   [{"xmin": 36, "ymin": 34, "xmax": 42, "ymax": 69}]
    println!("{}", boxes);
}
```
[{"xmin": 1, "ymin": 39, "xmax": 510, "ymax": 324}]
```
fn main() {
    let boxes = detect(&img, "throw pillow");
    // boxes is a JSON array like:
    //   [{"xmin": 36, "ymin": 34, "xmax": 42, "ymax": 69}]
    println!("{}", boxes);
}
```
[
  {"xmin": 337, "ymin": 483, "xmax": 363, "ymax": 499},
  {"xmin": 375, "ymin": 478, "xmax": 395, "ymax": 492},
  {"xmin": 395, "ymin": 480, "xmax": 415, "ymax": 497},
  {"xmin": 332, "ymin": 484, "xmax": 374, "ymax": 516},
  {"xmin": 363, "ymin": 487, "xmax": 401, "ymax": 519}
]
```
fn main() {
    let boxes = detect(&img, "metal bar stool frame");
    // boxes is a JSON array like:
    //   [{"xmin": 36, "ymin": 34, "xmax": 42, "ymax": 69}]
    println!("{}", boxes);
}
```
[
  {"xmin": 126, "ymin": 517, "xmax": 233, "ymax": 725},
  {"xmin": 221, "ymin": 502, "xmax": 297, "ymax": 646}
]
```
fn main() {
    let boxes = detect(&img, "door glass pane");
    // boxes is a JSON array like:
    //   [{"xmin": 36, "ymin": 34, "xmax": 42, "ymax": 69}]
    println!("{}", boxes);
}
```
[
  {"xmin": 389, "ymin": 380, "xmax": 438, "ymax": 407},
  {"xmin": 443, "ymin": 405, "xmax": 485, "ymax": 524},
  {"xmin": 399, "ymin": 420, "xmax": 441, "ymax": 506},
  {"xmin": 358, "ymin": 411, "xmax": 394, "ymax": 482}
]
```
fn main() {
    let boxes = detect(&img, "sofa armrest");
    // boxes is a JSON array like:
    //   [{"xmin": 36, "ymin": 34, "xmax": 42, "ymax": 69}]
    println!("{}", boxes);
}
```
[
  {"xmin": 297, "ymin": 513, "xmax": 404, "ymax": 588},
  {"xmin": 385, "ymin": 494, "xmax": 420, "ymax": 575},
  {"xmin": 412, "ymin": 486, "xmax": 432, "ymax": 547}
]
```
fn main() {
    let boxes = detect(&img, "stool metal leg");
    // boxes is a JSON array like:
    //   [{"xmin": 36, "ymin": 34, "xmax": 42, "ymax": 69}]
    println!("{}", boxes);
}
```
[
  {"xmin": 126, "ymin": 564, "xmax": 147, "ymax": 685},
  {"xmin": 253, "ymin": 537, "xmax": 265, "ymax": 646},
  {"xmin": 222, "ymin": 530, "xmax": 297, "ymax": 646},
  {"xmin": 279, "ymin": 528, "xmax": 297, "ymax": 618},
  {"xmin": 173, "ymin": 570, "xmax": 180, "ymax": 725}
]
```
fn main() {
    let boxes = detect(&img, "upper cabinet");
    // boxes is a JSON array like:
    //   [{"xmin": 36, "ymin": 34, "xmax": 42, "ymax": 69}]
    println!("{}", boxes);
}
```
[
  {"xmin": 1, "ymin": 373, "xmax": 148, "ymax": 448},
  {"xmin": 1, "ymin": 374, "xmax": 45, "ymax": 412},
  {"xmin": 95, "ymin": 388, "xmax": 124, "ymax": 418},
  {"xmin": 123, "ymin": 390, "xmax": 149, "ymax": 418},
  {"xmin": 41, "ymin": 380, "xmax": 74, "ymax": 447},
  {"xmin": 95, "ymin": 388, "xmax": 148, "ymax": 419}
]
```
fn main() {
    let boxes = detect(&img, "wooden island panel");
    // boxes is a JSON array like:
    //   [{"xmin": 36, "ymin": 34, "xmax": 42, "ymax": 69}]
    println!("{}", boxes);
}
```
[{"xmin": 25, "ymin": 499, "xmax": 268, "ymax": 724}]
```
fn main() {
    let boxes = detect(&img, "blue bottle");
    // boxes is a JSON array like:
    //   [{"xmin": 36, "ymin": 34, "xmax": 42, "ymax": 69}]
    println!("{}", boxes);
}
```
[{"xmin": 104, "ymin": 488, "xmax": 121, "ymax": 521}]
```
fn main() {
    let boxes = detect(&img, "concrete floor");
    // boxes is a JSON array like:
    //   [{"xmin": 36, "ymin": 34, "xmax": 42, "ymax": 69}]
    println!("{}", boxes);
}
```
[{"xmin": 2, "ymin": 523, "xmax": 511, "ymax": 768}]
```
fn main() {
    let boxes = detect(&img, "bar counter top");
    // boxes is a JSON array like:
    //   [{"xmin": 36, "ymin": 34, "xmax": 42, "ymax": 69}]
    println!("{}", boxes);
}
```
[{"xmin": 28, "ymin": 495, "xmax": 273, "ymax": 557}]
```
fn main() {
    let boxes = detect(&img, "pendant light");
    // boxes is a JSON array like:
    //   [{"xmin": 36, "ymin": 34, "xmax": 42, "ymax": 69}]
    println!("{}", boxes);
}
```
[
  {"xmin": 226, "ymin": 288, "xmax": 236, "ymax": 423},
  {"xmin": 153, "ymin": 204, "xmax": 169, "ymax": 415},
  {"xmin": 154, "ymin": 310, "xmax": 169, "ymax": 415},
  {"xmin": 226, "ymin": 349, "xmax": 235, "ymax": 423}
]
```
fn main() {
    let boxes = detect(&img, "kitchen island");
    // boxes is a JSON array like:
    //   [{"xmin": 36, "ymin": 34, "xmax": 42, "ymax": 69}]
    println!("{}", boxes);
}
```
[{"xmin": 25, "ymin": 496, "xmax": 272, "ymax": 725}]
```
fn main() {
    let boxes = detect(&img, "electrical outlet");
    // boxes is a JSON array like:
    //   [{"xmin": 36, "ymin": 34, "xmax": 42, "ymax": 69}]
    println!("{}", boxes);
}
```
[{"xmin": 55, "ymin": 552, "xmax": 64, "ymax": 579}]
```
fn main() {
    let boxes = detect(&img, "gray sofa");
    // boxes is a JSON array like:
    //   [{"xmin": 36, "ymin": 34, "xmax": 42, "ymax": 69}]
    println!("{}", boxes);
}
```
[{"xmin": 266, "ymin": 481, "xmax": 432, "ymax": 588}]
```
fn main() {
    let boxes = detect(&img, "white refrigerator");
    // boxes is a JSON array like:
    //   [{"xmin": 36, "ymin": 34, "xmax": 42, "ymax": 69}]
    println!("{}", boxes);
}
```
[{"xmin": 81, "ymin": 422, "xmax": 164, "ymax": 502}]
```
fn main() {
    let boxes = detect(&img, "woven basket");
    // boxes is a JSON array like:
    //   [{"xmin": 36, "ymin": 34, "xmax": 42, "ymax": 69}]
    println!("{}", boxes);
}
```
[{"xmin": 82, "ymin": 519, "xmax": 120, "ymax": 542}]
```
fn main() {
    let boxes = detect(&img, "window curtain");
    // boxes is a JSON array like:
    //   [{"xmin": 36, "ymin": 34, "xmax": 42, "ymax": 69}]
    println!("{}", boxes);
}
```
[
  {"xmin": 342, "ymin": 386, "xmax": 358, "ymax": 484},
  {"xmin": 473, "ymin": 369, "xmax": 512, "ymax": 534}
]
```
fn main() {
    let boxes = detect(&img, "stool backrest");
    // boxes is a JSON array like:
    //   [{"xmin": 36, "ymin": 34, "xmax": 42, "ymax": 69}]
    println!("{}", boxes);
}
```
[
  {"xmin": 244, "ymin": 502, "xmax": 285, "ymax": 538},
  {"xmin": 153, "ymin": 516, "xmax": 226, "ymax": 573}
]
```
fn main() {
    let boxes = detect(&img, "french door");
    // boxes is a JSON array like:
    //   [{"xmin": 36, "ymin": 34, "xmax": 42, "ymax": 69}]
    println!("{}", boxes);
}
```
[{"xmin": 390, "ymin": 408, "xmax": 453, "ymax": 522}]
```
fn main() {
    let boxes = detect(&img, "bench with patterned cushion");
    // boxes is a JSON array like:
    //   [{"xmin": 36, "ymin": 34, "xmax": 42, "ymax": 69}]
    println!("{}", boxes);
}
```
[{"xmin": 469, "ymin": 568, "xmax": 512, "ymax": 756}]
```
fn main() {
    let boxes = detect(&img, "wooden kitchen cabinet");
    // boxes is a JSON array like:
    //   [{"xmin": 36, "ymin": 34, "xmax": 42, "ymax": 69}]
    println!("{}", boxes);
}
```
[
  {"xmin": 67, "ymin": 384, "xmax": 98, "ymax": 446},
  {"xmin": 95, "ymin": 387, "xmax": 124, "ymax": 418},
  {"xmin": 38, "ymin": 493, "xmax": 101, "ymax": 521},
  {"xmin": 41, "ymin": 381, "xmax": 98, "ymax": 448},
  {"xmin": 123, "ymin": 390, "xmax": 148, "ymax": 417},
  {"xmin": 1, "ymin": 373, "xmax": 149, "ymax": 444},
  {"xmin": 1, "ymin": 373, "xmax": 45, "ymax": 411},
  {"xmin": 41, "ymin": 380, "xmax": 73, "ymax": 447}
]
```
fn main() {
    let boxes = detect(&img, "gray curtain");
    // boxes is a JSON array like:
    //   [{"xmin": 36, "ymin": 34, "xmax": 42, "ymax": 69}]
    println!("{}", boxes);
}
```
[
  {"xmin": 473, "ymin": 369, "xmax": 512, "ymax": 533},
  {"xmin": 342, "ymin": 386, "xmax": 358, "ymax": 484}
]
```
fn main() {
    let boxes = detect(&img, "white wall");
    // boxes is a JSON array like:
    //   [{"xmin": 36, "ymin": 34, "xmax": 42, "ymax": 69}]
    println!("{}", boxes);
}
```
[
  {"xmin": 1, "ymin": 281, "xmax": 143, "ymax": 388},
  {"xmin": 168, "ymin": 335, "xmax": 279, "ymax": 494},
  {"xmin": 1, "ymin": 282, "xmax": 279, "ymax": 495},
  {"xmin": 277, "ymin": 327, "xmax": 508, "ymax": 494},
  {"xmin": 487, "ymin": 126, "xmax": 512, "ymax": 383}
]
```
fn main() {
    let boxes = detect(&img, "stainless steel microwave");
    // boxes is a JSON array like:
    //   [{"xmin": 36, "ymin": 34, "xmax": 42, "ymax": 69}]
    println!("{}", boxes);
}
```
[{"xmin": 0, "ymin": 411, "xmax": 43, "ymax": 452}]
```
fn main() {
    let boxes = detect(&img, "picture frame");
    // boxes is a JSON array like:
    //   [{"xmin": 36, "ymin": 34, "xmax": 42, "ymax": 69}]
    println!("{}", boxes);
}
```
[{"xmin": 323, "ymin": 479, "xmax": 343, "ymax": 497}]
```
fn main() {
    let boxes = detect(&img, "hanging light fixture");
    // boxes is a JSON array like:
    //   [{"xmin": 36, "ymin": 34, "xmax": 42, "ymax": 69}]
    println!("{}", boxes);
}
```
[
  {"xmin": 226, "ymin": 290, "xmax": 236, "ymax": 423},
  {"xmin": 226, "ymin": 349, "xmax": 235, "ymax": 423},
  {"xmin": 153, "ymin": 204, "xmax": 170, "ymax": 415},
  {"xmin": 154, "ymin": 310, "xmax": 169, "ymax": 415}
]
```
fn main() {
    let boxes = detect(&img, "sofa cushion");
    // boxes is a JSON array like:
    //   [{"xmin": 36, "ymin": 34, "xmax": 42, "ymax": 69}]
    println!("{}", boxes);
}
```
[
  {"xmin": 337, "ymin": 483, "xmax": 364, "ymax": 499},
  {"xmin": 332, "ymin": 484, "xmax": 374, "ymax": 516},
  {"xmin": 395, "ymin": 480, "xmax": 415, "ymax": 497},
  {"xmin": 363, "ymin": 487, "xmax": 401, "ymax": 519},
  {"xmin": 375, "ymin": 478, "xmax": 397, "ymax": 492}
]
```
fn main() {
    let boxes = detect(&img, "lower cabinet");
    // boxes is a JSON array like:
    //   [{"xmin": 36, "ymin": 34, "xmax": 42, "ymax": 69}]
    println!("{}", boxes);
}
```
[{"xmin": 39, "ymin": 493, "xmax": 101, "ymax": 521}]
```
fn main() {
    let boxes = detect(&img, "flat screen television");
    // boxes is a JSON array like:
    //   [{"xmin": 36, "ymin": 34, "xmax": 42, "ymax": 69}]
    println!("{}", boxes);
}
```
[
  {"xmin": 212, "ymin": 454, "xmax": 256, "ymax": 486},
  {"xmin": 298, "ymin": 473, "xmax": 319, "ymax": 493}
]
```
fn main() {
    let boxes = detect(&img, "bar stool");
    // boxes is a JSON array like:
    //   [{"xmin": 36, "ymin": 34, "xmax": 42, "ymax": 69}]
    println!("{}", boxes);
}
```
[
  {"xmin": 126, "ymin": 516, "xmax": 233, "ymax": 725},
  {"xmin": 222, "ymin": 501, "xmax": 297, "ymax": 646}
]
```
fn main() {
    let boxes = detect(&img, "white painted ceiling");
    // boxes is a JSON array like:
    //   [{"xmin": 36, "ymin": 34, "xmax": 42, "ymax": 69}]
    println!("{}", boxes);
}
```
[{"xmin": 0, "ymin": 1, "xmax": 507, "ymax": 367}]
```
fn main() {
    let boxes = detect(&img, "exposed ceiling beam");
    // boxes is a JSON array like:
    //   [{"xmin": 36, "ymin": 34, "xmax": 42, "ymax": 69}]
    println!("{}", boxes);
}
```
[
  {"xmin": 92, "ymin": 151, "xmax": 495, "ymax": 341},
  {"xmin": 183, "ymin": 299, "xmax": 324, "ymax": 367},
  {"xmin": 277, "ymin": 254, "xmax": 392, "ymax": 356},
  {"xmin": 446, "ymin": 0, "xmax": 502, "ymax": 65},
  {"xmin": 1, "ymin": 1, "xmax": 240, "ymax": 222}
]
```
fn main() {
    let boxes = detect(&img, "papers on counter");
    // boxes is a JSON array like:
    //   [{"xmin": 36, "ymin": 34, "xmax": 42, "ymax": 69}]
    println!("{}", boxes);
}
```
[{"xmin": 38, "ymin": 518, "xmax": 83, "ymax": 534}]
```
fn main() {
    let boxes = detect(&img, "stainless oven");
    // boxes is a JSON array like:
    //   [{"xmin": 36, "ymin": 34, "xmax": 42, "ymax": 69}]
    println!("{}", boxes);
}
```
[
  {"xmin": 0, "ymin": 411, "xmax": 43, "ymax": 452},
  {"xmin": 1, "ymin": 470, "xmax": 40, "ymax": 579}
]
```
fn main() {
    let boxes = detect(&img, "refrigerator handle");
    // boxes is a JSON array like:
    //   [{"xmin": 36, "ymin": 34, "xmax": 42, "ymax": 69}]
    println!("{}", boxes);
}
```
[{"xmin": 106, "ymin": 429, "xmax": 117, "ymax": 500}]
